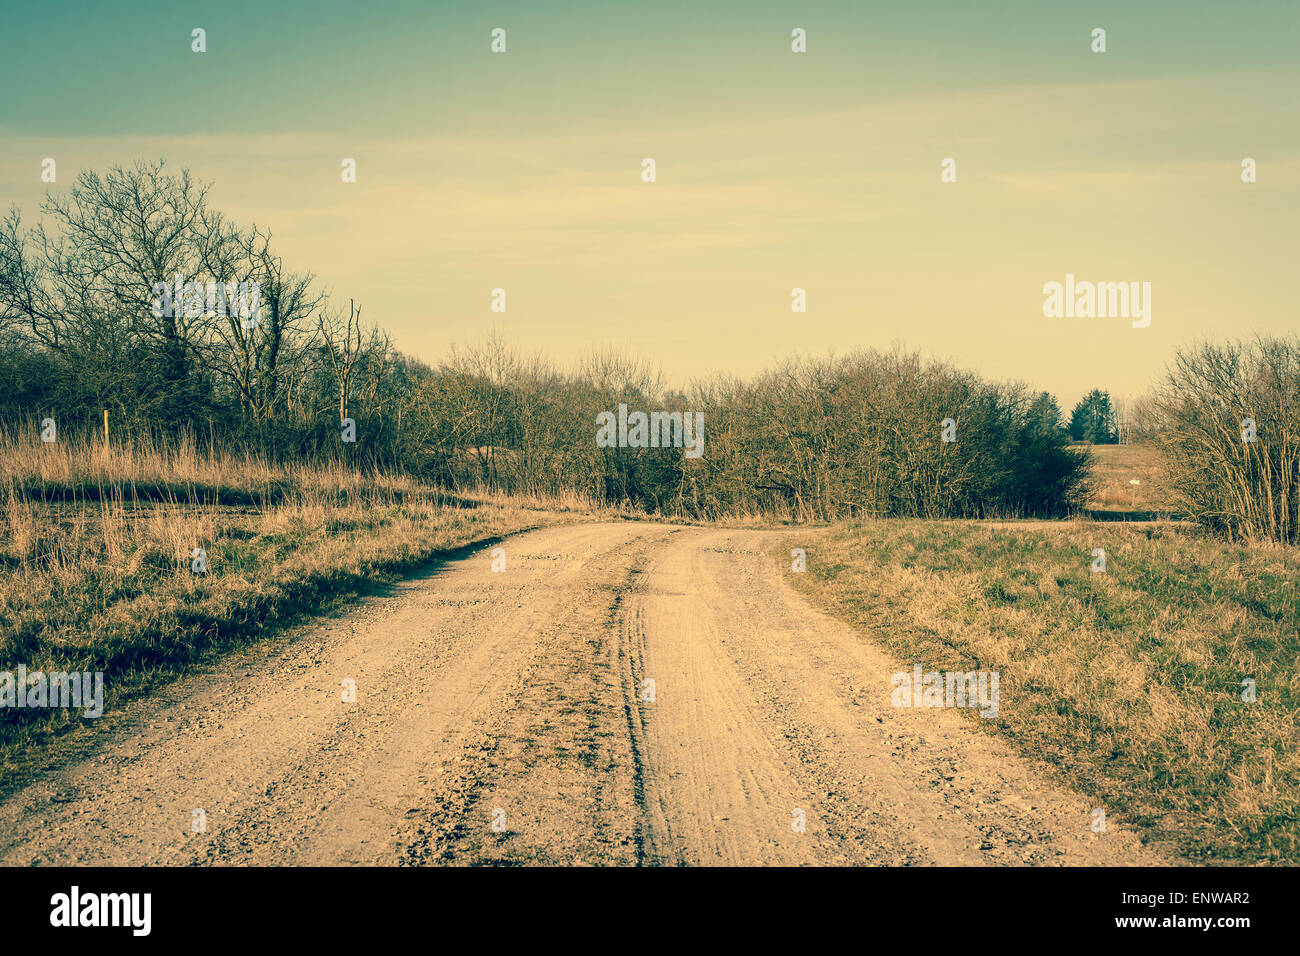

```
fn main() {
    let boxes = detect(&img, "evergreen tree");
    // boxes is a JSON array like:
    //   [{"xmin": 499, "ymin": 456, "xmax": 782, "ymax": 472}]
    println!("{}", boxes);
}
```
[
  {"xmin": 1068, "ymin": 389, "xmax": 1118, "ymax": 443},
  {"xmin": 1026, "ymin": 391, "xmax": 1065, "ymax": 440}
]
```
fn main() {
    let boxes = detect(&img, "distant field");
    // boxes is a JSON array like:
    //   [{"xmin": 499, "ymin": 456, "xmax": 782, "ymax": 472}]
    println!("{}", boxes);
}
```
[
  {"xmin": 1079, "ymin": 443, "xmax": 1174, "ymax": 516},
  {"xmin": 782, "ymin": 518, "xmax": 1300, "ymax": 864}
]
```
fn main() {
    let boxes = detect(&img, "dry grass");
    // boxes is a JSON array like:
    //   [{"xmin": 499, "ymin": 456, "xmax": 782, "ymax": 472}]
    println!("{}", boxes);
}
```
[
  {"xmin": 0, "ymin": 427, "xmax": 433, "ymax": 506},
  {"xmin": 1081, "ymin": 443, "xmax": 1175, "ymax": 515},
  {"xmin": 782, "ymin": 518, "xmax": 1299, "ymax": 864},
  {"xmin": 0, "ymin": 434, "xmax": 599, "ymax": 777}
]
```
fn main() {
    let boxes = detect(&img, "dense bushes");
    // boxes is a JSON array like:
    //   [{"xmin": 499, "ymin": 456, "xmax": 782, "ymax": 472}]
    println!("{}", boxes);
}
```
[
  {"xmin": 1147, "ymin": 336, "xmax": 1300, "ymax": 543},
  {"xmin": 690, "ymin": 351, "xmax": 1088, "ymax": 520},
  {"xmin": 360, "ymin": 342, "xmax": 1090, "ymax": 520}
]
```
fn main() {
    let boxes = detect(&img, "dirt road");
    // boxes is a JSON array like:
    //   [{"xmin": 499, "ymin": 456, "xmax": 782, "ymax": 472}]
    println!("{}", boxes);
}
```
[{"xmin": 0, "ymin": 523, "xmax": 1161, "ymax": 866}]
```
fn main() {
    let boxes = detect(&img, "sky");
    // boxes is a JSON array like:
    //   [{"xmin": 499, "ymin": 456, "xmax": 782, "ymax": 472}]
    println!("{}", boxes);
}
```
[{"xmin": 2, "ymin": 0, "xmax": 1297, "ymax": 410}]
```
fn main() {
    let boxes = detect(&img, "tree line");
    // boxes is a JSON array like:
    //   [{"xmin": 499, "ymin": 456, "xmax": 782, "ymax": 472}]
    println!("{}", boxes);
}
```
[{"xmin": 18, "ymin": 160, "xmax": 1293, "ymax": 533}]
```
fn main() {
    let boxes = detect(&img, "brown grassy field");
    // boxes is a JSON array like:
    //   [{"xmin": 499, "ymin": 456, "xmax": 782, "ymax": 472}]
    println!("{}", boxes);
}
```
[
  {"xmin": 781, "ymin": 518, "xmax": 1299, "ymax": 864},
  {"xmin": 1081, "ymin": 443, "xmax": 1175, "ymax": 516},
  {"xmin": 0, "ymin": 435, "xmax": 606, "ymax": 779}
]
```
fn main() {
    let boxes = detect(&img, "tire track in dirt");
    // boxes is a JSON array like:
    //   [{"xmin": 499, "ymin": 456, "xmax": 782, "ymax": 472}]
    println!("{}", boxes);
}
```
[
  {"xmin": 620, "ymin": 528, "xmax": 1163, "ymax": 866},
  {"xmin": 0, "ymin": 522, "xmax": 1166, "ymax": 866},
  {"xmin": 0, "ymin": 524, "xmax": 662, "ymax": 865},
  {"xmin": 395, "ymin": 528, "xmax": 680, "ymax": 866}
]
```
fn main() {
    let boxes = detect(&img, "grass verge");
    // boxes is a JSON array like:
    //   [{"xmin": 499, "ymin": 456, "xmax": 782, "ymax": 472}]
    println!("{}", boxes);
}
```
[
  {"xmin": 0, "ymin": 437, "xmax": 591, "ymax": 784},
  {"xmin": 780, "ymin": 518, "xmax": 1299, "ymax": 864}
]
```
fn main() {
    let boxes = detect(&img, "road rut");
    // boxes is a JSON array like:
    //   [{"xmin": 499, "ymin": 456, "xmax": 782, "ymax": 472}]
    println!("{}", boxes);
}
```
[{"xmin": 0, "ymin": 523, "xmax": 1160, "ymax": 866}]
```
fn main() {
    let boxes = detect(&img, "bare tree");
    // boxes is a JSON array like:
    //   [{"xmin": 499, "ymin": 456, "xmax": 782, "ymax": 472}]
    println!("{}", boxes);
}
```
[
  {"xmin": 0, "ymin": 160, "xmax": 215, "ymax": 425},
  {"xmin": 318, "ymin": 299, "xmax": 367, "ymax": 424},
  {"xmin": 198, "ymin": 218, "xmax": 323, "ymax": 424}
]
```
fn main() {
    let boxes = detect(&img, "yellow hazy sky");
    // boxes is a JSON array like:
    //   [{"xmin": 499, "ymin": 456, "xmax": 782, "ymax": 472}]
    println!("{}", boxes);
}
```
[{"xmin": 3, "ymin": 1, "xmax": 1297, "ymax": 409}]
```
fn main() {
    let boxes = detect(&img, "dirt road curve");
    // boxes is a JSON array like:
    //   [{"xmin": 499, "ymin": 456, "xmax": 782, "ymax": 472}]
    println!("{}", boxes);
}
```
[{"xmin": 0, "ymin": 523, "xmax": 1162, "ymax": 866}]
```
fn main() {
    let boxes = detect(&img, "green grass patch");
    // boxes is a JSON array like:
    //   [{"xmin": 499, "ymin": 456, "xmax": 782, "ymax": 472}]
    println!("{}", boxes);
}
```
[{"xmin": 781, "ymin": 519, "xmax": 1299, "ymax": 864}]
